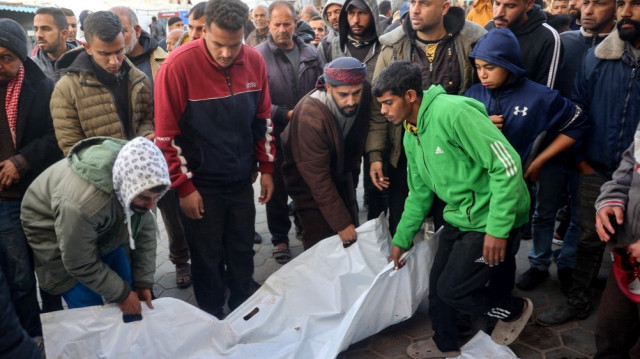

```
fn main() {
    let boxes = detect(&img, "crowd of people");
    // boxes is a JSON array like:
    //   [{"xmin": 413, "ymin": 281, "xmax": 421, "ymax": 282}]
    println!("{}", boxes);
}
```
[{"xmin": 1, "ymin": 0, "xmax": 640, "ymax": 357}]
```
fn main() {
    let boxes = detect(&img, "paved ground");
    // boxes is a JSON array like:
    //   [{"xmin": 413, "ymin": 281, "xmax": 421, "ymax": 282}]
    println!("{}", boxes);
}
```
[{"xmin": 153, "ymin": 179, "xmax": 605, "ymax": 359}]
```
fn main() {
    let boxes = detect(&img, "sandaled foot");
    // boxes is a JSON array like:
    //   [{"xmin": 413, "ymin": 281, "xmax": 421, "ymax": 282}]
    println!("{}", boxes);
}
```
[
  {"xmin": 491, "ymin": 297, "xmax": 533, "ymax": 345},
  {"xmin": 175, "ymin": 263, "xmax": 192, "ymax": 289},
  {"xmin": 406, "ymin": 338, "xmax": 461, "ymax": 359},
  {"xmin": 272, "ymin": 247, "xmax": 292, "ymax": 265}
]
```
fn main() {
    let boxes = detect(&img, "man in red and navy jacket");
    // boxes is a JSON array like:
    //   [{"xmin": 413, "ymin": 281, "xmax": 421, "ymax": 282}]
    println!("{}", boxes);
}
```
[{"xmin": 154, "ymin": 0, "xmax": 275, "ymax": 319}]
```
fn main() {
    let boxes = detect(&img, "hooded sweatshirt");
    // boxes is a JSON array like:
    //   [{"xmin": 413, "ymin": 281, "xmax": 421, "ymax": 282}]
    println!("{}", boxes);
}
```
[
  {"xmin": 317, "ymin": 0, "xmax": 383, "ymax": 81},
  {"xmin": 322, "ymin": 0, "xmax": 345, "ymax": 40},
  {"xmin": 128, "ymin": 31, "xmax": 167, "ymax": 87},
  {"xmin": 464, "ymin": 28, "xmax": 587, "ymax": 169},
  {"xmin": 31, "ymin": 41, "xmax": 77, "ymax": 82},
  {"xmin": 486, "ymin": 5, "xmax": 561, "ymax": 88},
  {"xmin": 21, "ymin": 137, "xmax": 170, "ymax": 302}
]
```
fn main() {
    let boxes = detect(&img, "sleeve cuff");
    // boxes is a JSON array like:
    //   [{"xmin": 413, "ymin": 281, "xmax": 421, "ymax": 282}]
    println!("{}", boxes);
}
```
[
  {"xmin": 368, "ymin": 150, "xmax": 383, "ymax": 163},
  {"xmin": 258, "ymin": 162, "xmax": 274, "ymax": 174},
  {"xmin": 9, "ymin": 154, "xmax": 31, "ymax": 176}
]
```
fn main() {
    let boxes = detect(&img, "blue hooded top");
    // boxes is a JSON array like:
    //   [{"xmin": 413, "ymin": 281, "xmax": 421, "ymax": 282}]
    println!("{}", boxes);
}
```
[{"xmin": 464, "ymin": 28, "xmax": 587, "ymax": 169}]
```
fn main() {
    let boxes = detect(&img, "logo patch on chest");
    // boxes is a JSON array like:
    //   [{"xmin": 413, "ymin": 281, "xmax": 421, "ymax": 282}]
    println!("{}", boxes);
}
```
[{"xmin": 513, "ymin": 106, "xmax": 528, "ymax": 116}]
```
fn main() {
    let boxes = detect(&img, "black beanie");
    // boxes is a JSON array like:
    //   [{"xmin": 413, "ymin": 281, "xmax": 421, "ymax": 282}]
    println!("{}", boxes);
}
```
[{"xmin": 0, "ymin": 19, "xmax": 27, "ymax": 62}]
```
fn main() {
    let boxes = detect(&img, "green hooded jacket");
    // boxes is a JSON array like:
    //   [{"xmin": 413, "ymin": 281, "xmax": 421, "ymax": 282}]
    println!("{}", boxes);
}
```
[{"xmin": 393, "ymin": 86, "xmax": 530, "ymax": 250}]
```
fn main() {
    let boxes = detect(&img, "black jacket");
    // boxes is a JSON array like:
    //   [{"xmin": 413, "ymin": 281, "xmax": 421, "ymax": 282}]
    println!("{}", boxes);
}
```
[
  {"xmin": 486, "ymin": 6, "xmax": 561, "ymax": 87},
  {"xmin": 11, "ymin": 58, "xmax": 62, "ymax": 196}
]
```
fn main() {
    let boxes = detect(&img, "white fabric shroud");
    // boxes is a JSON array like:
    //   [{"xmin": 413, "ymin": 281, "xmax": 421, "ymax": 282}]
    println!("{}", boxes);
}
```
[{"xmin": 42, "ymin": 217, "xmax": 440, "ymax": 358}]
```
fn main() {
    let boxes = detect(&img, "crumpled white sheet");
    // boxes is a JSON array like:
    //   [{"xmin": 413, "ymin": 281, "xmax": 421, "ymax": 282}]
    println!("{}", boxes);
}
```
[{"xmin": 43, "ymin": 216, "xmax": 503, "ymax": 359}]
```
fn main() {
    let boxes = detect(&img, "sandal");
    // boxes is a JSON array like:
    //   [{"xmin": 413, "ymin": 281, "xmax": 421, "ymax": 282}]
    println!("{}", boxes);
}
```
[
  {"xmin": 491, "ymin": 297, "xmax": 533, "ymax": 345},
  {"xmin": 175, "ymin": 263, "xmax": 192, "ymax": 289},
  {"xmin": 272, "ymin": 247, "xmax": 292, "ymax": 265},
  {"xmin": 406, "ymin": 338, "xmax": 461, "ymax": 359}
]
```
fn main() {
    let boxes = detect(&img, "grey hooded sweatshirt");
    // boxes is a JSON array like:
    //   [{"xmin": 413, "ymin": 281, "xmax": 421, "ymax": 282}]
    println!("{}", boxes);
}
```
[{"xmin": 21, "ymin": 137, "xmax": 170, "ymax": 303}]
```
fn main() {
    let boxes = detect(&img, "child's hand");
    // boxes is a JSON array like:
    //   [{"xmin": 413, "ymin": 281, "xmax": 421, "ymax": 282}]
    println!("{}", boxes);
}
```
[{"xmin": 489, "ymin": 115, "xmax": 503, "ymax": 130}]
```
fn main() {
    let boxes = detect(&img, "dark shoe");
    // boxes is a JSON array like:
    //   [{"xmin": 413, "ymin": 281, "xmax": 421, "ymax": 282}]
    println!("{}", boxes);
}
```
[
  {"xmin": 516, "ymin": 268, "xmax": 549, "ymax": 290},
  {"xmin": 254, "ymin": 232, "xmax": 262, "ymax": 244},
  {"xmin": 557, "ymin": 267, "xmax": 573, "ymax": 296},
  {"xmin": 175, "ymin": 263, "xmax": 192, "ymax": 289},
  {"xmin": 536, "ymin": 302, "xmax": 590, "ymax": 326}
]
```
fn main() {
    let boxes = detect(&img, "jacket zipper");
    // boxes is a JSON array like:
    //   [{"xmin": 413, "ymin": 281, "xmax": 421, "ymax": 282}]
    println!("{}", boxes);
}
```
[
  {"xmin": 616, "ymin": 67, "xmax": 637, "ymax": 164},
  {"xmin": 466, "ymin": 191, "xmax": 475, "ymax": 222},
  {"xmin": 413, "ymin": 132, "xmax": 436, "ymax": 192},
  {"xmin": 225, "ymin": 69, "xmax": 233, "ymax": 95}
]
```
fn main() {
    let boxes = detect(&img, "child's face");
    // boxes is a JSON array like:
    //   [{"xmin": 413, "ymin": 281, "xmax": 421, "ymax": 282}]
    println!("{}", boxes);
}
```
[{"xmin": 475, "ymin": 59, "xmax": 511, "ymax": 90}]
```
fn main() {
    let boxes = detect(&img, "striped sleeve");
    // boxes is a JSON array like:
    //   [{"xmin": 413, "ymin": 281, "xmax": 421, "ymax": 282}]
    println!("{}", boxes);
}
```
[{"xmin": 252, "ymin": 53, "xmax": 276, "ymax": 174}]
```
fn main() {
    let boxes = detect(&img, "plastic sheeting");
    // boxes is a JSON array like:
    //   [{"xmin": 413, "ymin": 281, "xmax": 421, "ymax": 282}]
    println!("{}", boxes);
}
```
[{"xmin": 42, "ymin": 217, "xmax": 437, "ymax": 358}]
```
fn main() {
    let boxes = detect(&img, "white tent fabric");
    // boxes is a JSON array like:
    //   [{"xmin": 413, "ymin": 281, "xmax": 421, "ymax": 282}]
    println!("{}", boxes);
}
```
[{"xmin": 40, "ymin": 217, "xmax": 512, "ymax": 358}]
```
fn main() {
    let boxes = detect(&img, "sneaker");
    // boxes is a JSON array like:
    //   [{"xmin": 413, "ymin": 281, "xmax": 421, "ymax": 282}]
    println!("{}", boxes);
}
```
[
  {"xmin": 536, "ymin": 302, "xmax": 590, "ymax": 326},
  {"xmin": 557, "ymin": 267, "xmax": 573, "ymax": 296},
  {"xmin": 516, "ymin": 268, "xmax": 549, "ymax": 290}
]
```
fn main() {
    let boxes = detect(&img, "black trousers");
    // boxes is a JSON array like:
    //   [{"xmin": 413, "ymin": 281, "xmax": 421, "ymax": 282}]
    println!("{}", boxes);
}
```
[
  {"xmin": 568, "ymin": 173, "xmax": 608, "ymax": 309},
  {"xmin": 429, "ymin": 224, "xmax": 525, "ymax": 351},
  {"xmin": 266, "ymin": 144, "xmax": 291, "ymax": 246},
  {"xmin": 183, "ymin": 185, "xmax": 255, "ymax": 317}
]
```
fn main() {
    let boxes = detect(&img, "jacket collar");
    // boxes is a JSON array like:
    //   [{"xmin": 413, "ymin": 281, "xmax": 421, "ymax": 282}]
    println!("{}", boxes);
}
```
[
  {"xmin": 595, "ymin": 28, "xmax": 627, "ymax": 60},
  {"xmin": 198, "ymin": 37, "xmax": 246, "ymax": 70}
]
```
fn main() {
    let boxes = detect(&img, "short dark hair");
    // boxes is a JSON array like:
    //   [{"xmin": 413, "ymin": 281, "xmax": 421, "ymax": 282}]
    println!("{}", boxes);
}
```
[
  {"xmin": 149, "ymin": 184, "xmax": 168, "ymax": 194},
  {"xmin": 152, "ymin": 16, "xmax": 157, "ymax": 21},
  {"xmin": 205, "ymin": 0, "xmax": 249, "ymax": 32},
  {"xmin": 83, "ymin": 11, "xmax": 123, "ymax": 44},
  {"xmin": 268, "ymin": 1, "xmax": 297, "ymax": 19},
  {"xmin": 372, "ymin": 61, "xmax": 422, "ymax": 98},
  {"xmin": 189, "ymin": 2, "xmax": 206, "ymax": 19},
  {"xmin": 310, "ymin": 15, "xmax": 324, "ymax": 22},
  {"xmin": 35, "ymin": 7, "xmax": 68, "ymax": 31},
  {"xmin": 168, "ymin": 16, "xmax": 182, "ymax": 26},
  {"xmin": 60, "ymin": 8, "xmax": 75, "ymax": 17},
  {"xmin": 379, "ymin": 0, "xmax": 392, "ymax": 15}
]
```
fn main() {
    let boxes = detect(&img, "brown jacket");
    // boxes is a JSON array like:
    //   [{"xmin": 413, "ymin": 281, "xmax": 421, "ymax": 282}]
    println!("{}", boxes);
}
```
[
  {"xmin": 51, "ymin": 47, "xmax": 154, "ymax": 155},
  {"xmin": 281, "ymin": 87, "xmax": 370, "ymax": 233}
]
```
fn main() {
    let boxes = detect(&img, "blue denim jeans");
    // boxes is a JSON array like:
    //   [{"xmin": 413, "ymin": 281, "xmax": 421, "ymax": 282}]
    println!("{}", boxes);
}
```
[
  {"xmin": 61, "ymin": 246, "xmax": 132, "ymax": 308},
  {"xmin": 0, "ymin": 200, "xmax": 42, "ymax": 337},
  {"xmin": 530, "ymin": 163, "xmax": 581, "ymax": 271}
]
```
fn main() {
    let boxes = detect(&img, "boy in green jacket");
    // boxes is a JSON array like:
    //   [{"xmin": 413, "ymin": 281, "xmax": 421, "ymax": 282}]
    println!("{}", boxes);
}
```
[{"xmin": 373, "ymin": 61, "xmax": 532, "ymax": 358}]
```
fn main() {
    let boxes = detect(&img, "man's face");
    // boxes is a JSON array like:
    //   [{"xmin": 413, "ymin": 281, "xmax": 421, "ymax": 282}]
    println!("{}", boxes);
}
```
[
  {"xmin": 115, "ymin": 14, "xmax": 140, "ymax": 56},
  {"xmin": 0, "ymin": 46, "xmax": 22, "ymax": 84},
  {"xmin": 130, "ymin": 190, "xmax": 163, "ymax": 213},
  {"xmin": 188, "ymin": 15, "xmax": 206, "ymax": 40},
  {"xmin": 475, "ymin": 58, "xmax": 511, "ymax": 89},
  {"xmin": 409, "ymin": 0, "xmax": 450, "ymax": 34},
  {"xmin": 66, "ymin": 15, "xmax": 78, "ymax": 40},
  {"xmin": 166, "ymin": 30, "xmax": 183, "ymax": 52},
  {"xmin": 551, "ymin": 0, "xmax": 570, "ymax": 13},
  {"xmin": 327, "ymin": 83, "xmax": 364, "ymax": 117},
  {"xmin": 492, "ymin": 0, "xmax": 532, "ymax": 29},
  {"xmin": 347, "ymin": 6, "xmax": 372, "ymax": 39},
  {"xmin": 84, "ymin": 33, "xmax": 125, "ymax": 75},
  {"xmin": 268, "ymin": 5, "xmax": 297, "ymax": 49},
  {"xmin": 377, "ymin": 90, "xmax": 412, "ymax": 126},
  {"xmin": 326, "ymin": 4, "xmax": 342, "ymax": 31},
  {"xmin": 617, "ymin": 0, "xmax": 640, "ymax": 45},
  {"xmin": 569, "ymin": 0, "xmax": 584, "ymax": 16},
  {"xmin": 169, "ymin": 20, "xmax": 184, "ymax": 31},
  {"xmin": 204, "ymin": 22, "xmax": 244, "ymax": 68},
  {"xmin": 253, "ymin": 6, "xmax": 268, "ymax": 31},
  {"xmin": 34, "ymin": 14, "xmax": 67, "ymax": 56},
  {"xmin": 310, "ymin": 19, "xmax": 326, "ymax": 45},
  {"xmin": 581, "ymin": 0, "xmax": 615, "ymax": 33}
]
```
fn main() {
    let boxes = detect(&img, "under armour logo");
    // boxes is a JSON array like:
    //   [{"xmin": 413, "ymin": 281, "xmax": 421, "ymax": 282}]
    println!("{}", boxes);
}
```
[
  {"xmin": 474, "ymin": 257, "xmax": 485, "ymax": 263},
  {"xmin": 435, "ymin": 146, "xmax": 444, "ymax": 154},
  {"xmin": 513, "ymin": 106, "xmax": 528, "ymax": 116}
]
